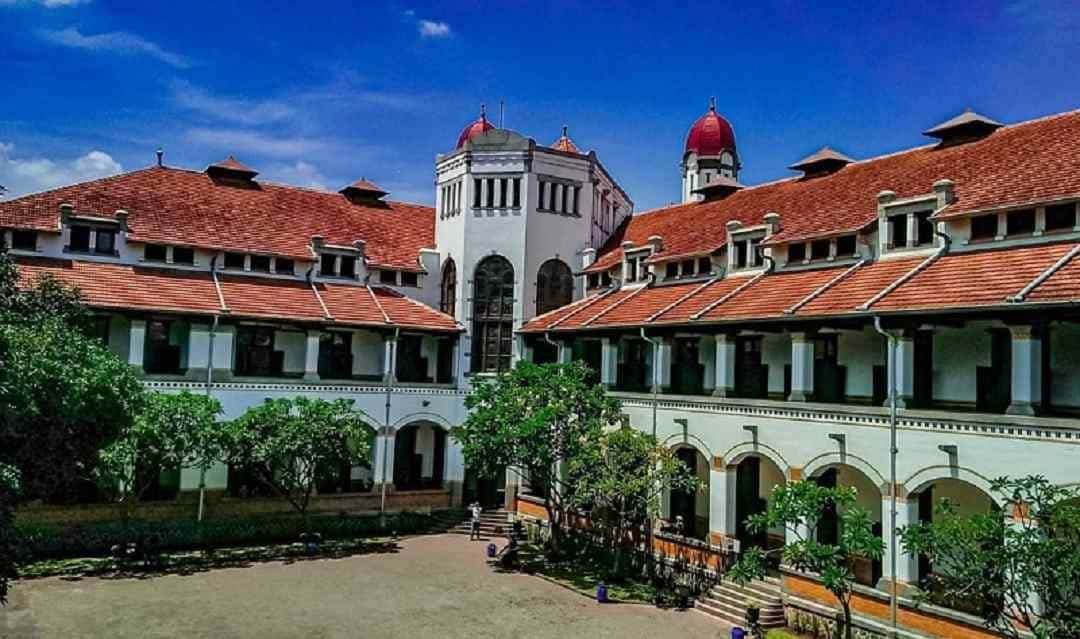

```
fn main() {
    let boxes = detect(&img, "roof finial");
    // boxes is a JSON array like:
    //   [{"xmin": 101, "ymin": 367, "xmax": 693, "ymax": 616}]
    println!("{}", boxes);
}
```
[
  {"xmin": 561, "ymin": 124, "xmax": 568, "ymax": 137},
  {"xmin": 480, "ymin": 103, "xmax": 487, "ymax": 120},
  {"xmin": 709, "ymin": 96, "xmax": 716, "ymax": 112},
  {"xmin": 155, "ymin": 147, "xmax": 163, "ymax": 167}
]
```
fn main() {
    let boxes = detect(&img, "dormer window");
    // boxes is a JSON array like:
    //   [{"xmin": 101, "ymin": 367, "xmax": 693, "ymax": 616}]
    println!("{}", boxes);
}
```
[
  {"xmin": 67, "ymin": 223, "xmax": 117, "ymax": 255},
  {"xmin": 173, "ymin": 247, "xmax": 195, "ymax": 265},
  {"xmin": 11, "ymin": 230, "xmax": 37, "ymax": 251},
  {"xmin": 1045, "ymin": 203, "xmax": 1077, "ymax": 232},
  {"xmin": 914, "ymin": 210, "xmax": 935, "ymax": 246},
  {"xmin": 1007, "ymin": 209, "xmax": 1036, "ymax": 237},
  {"xmin": 970, "ymin": 214, "xmax": 997, "ymax": 241},
  {"xmin": 730, "ymin": 232, "xmax": 765, "ymax": 270},
  {"xmin": 250, "ymin": 255, "xmax": 272, "ymax": 273},
  {"xmin": 836, "ymin": 235, "xmax": 857, "ymax": 257},
  {"xmin": 275, "ymin": 258, "xmax": 294, "ymax": 275},
  {"xmin": 698, "ymin": 256, "xmax": 713, "ymax": 275},
  {"xmin": 788, "ymin": 242, "xmax": 807, "ymax": 262},
  {"xmin": 625, "ymin": 256, "xmax": 640, "ymax": 283},
  {"xmin": 145, "ymin": 244, "xmax": 167, "ymax": 262},
  {"xmin": 401, "ymin": 272, "xmax": 419, "ymax": 288},
  {"xmin": 888, "ymin": 215, "xmax": 908, "ymax": 248},
  {"xmin": 379, "ymin": 270, "xmax": 397, "ymax": 285},
  {"xmin": 69, "ymin": 225, "xmax": 91, "ymax": 252},
  {"xmin": 810, "ymin": 239, "xmax": 830, "ymax": 261},
  {"xmin": 665, "ymin": 263, "xmax": 678, "ymax": 279},
  {"xmin": 320, "ymin": 253, "xmax": 358, "ymax": 279},
  {"xmin": 224, "ymin": 252, "xmax": 246, "ymax": 270}
]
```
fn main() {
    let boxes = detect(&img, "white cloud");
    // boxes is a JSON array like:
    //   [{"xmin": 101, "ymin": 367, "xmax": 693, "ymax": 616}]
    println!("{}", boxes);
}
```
[
  {"xmin": 171, "ymin": 80, "xmax": 295, "ymax": 125},
  {"xmin": 0, "ymin": 0, "xmax": 90, "ymax": 7},
  {"xmin": 0, "ymin": 143, "xmax": 122, "ymax": 197},
  {"xmin": 39, "ymin": 27, "xmax": 190, "ymax": 68},
  {"xmin": 263, "ymin": 161, "xmax": 329, "ymax": 190},
  {"xmin": 418, "ymin": 19, "xmax": 450, "ymax": 38},
  {"xmin": 185, "ymin": 128, "xmax": 328, "ymax": 158}
]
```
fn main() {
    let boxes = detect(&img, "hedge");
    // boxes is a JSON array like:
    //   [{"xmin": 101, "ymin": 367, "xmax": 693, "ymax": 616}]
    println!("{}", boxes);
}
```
[{"xmin": 15, "ymin": 510, "xmax": 451, "ymax": 561}]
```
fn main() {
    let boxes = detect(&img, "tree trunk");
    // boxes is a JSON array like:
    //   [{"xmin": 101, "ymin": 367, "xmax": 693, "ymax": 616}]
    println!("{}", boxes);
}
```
[{"xmin": 841, "ymin": 600, "xmax": 853, "ymax": 639}]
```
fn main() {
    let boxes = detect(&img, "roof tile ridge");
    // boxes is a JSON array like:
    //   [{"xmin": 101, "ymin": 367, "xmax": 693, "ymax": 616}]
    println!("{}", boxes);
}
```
[
  {"xmin": 0, "ymin": 166, "xmax": 160, "ymax": 204},
  {"xmin": 309, "ymin": 279, "xmax": 334, "ymax": 321},
  {"xmin": 858, "ymin": 245, "xmax": 948, "ymax": 311},
  {"xmin": 582, "ymin": 284, "xmax": 649, "ymax": 327},
  {"xmin": 1008, "ymin": 243, "xmax": 1080, "ymax": 303},
  {"xmin": 647, "ymin": 275, "xmax": 723, "ymax": 323},
  {"xmin": 785, "ymin": 260, "xmax": 867, "ymax": 315},
  {"xmin": 366, "ymin": 285, "xmax": 393, "ymax": 325},
  {"xmin": 690, "ymin": 269, "xmax": 769, "ymax": 320},
  {"xmin": 549, "ymin": 288, "xmax": 619, "ymax": 329},
  {"xmin": 392, "ymin": 287, "xmax": 462, "ymax": 327}
]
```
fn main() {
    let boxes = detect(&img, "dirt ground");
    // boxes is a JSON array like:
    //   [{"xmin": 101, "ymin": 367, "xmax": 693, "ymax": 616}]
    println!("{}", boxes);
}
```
[{"xmin": 1, "ymin": 533, "xmax": 730, "ymax": 638}]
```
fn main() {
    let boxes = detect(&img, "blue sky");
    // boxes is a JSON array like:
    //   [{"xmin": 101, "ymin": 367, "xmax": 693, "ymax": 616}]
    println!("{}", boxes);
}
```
[{"xmin": 1, "ymin": 1, "xmax": 1077, "ymax": 211}]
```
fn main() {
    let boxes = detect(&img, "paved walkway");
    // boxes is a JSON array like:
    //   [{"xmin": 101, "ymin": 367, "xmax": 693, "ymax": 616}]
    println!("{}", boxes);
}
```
[{"xmin": 1, "ymin": 534, "xmax": 728, "ymax": 638}]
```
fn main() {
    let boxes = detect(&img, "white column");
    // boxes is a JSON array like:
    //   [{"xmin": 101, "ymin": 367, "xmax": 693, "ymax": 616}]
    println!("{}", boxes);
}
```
[
  {"xmin": 789, "ymin": 518, "xmax": 812, "ymax": 545},
  {"xmin": 789, "ymin": 332, "xmax": 815, "ymax": 401},
  {"xmin": 655, "ymin": 337, "xmax": 673, "ymax": 393},
  {"xmin": 892, "ymin": 330, "xmax": 915, "ymax": 408},
  {"xmin": 713, "ymin": 333, "xmax": 736, "ymax": 397},
  {"xmin": 905, "ymin": 213, "xmax": 918, "ymax": 248},
  {"xmin": 557, "ymin": 340, "xmax": 572, "ymax": 364},
  {"xmin": 879, "ymin": 493, "xmax": 920, "ymax": 593},
  {"xmin": 554, "ymin": 183, "xmax": 564, "ymax": 213},
  {"xmin": 709, "ymin": 463, "xmax": 737, "ymax": 546},
  {"xmin": 422, "ymin": 336, "xmax": 438, "ymax": 381},
  {"xmin": 303, "ymin": 330, "xmax": 322, "ymax": 381},
  {"xmin": 445, "ymin": 436, "xmax": 466, "ymax": 505},
  {"xmin": 212, "ymin": 325, "xmax": 235, "ymax": 374},
  {"xmin": 372, "ymin": 427, "xmax": 396, "ymax": 490},
  {"xmin": 1007, "ymin": 325, "xmax": 1042, "ymax": 415},
  {"xmin": 480, "ymin": 178, "xmax": 489, "ymax": 208},
  {"xmin": 128, "ymin": 319, "xmax": 146, "ymax": 372},
  {"xmin": 383, "ymin": 336, "xmax": 396, "ymax": 383},
  {"xmin": 699, "ymin": 336, "xmax": 716, "ymax": 394},
  {"xmin": 601, "ymin": 337, "xmax": 618, "ymax": 389},
  {"xmin": 494, "ymin": 178, "xmax": 504, "ymax": 208},
  {"xmin": 188, "ymin": 323, "xmax": 211, "ymax": 373}
]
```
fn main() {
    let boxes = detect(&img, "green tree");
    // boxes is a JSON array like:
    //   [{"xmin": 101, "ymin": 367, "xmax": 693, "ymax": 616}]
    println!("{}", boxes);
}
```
[
  {"xmin": 222, "ymin": 397, "xmax": 372, "ymax": 529},
  {"xmin": 456, "ymin": 361, "xmax": 621, "ymax": 555},
  {"xmin": 98, "ymin": 391, "xmax": 226, "ymax": 530},
  {"xmin": 0, "ymin": 463, "xmax": 17, "ymax": 605},
  {"xmin": 730, "ymin": 481, "xmax": 884, "ymax": 639},
  {"xmin": 900, "ymin": 476, "xmax": 1080, "ymax": 639},
  {"xmin": 567, "ymin": 426, "xmax": 698, "ymax": 577},
  {"xmin": 0, "ymin": 245, "xmax": 144, "ymax": 503}
]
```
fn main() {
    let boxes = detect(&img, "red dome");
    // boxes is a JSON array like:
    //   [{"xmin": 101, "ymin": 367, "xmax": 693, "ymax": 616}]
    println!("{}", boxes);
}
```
[
  {"xmin": 456, "ymin": 106, "xmax": 495, "ymax": 148},
  {"xmin": 685, "ymin": 99, "xmax": 736, "ymax": 156}
]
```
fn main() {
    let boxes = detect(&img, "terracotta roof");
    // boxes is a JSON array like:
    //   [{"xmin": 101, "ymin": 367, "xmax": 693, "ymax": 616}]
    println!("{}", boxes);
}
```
[
  {"xmin": 523, "ymin": 242, "xmax": 1080, "ymax": 333},
  {"xmin": 14, "ymin": 256, "xmax": 459, "ymax": 332},
  {"xmin": 551, "ymin": 126, "xmax": 580, "ymax": 154},
  {"xmin": 0, "ymin": 166, "xmax": 435, "ymax": 271},
  {"xmin": 587, "ymin": 110, "xmax": 1080, "ymax": 272},
  {"xmin": 456, "ymin": 106, "xmax": 496, "ymax": 149}
]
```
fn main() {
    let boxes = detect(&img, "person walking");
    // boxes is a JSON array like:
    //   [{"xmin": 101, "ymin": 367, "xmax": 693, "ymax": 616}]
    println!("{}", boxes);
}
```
[{"xmin": 469, "ymin": 502, "xmax": 482, "ymax": 541}]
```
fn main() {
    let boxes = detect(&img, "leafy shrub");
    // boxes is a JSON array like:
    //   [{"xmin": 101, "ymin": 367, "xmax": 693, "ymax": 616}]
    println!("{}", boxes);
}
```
[{"xmin": 15, "ymin": 510, "xmax": 447, "ymax": 560}]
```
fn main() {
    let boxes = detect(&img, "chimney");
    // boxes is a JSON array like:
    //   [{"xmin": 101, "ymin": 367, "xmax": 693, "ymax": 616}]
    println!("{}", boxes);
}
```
[
  {"xmin": 763, "ymin": 212, "xmax": 781, "ymax": 237},
  {"xmin": 933, "ymin": 179, "xmax": 955, "ymax": 207},
  {"xmin": 647, "ymin": 234, "xmax": 663, "ymax": 253},
  {"xmin": 115, "ymin": 209, "xmax": 130, "ymax": 232}
]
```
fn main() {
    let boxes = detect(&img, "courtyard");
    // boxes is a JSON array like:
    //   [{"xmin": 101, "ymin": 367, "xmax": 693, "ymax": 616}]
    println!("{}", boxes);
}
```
[{"xmin": 0, "ymin": 534, "xmax": 726, "ymax": 639}]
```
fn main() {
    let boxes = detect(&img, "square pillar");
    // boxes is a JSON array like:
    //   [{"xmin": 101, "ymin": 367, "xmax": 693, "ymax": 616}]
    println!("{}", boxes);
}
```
[
  {"xmin": 444, "ymin": 437, "xmax": 466, "ymax": 506},
  {"xmin": 128, "ymin": 319, "xmax": 147, "ymax": 373},
  {"xmin": 789, "ymin": 518, "xmax": 812, "ymax": 546},
  {"xmin": 889, "ymin": 330, "xmax": 915, "ymax": 408},
  {"xmin": 1007, "ymin": 325, "xmax": 1042, "ymax": 415},
  {"xmin": 699, "ymin": 336, "xmax": 716, "ymax": 394},
  {"xmin": 708, "ymin": 458, "xmax": 737, "ymax": 547},
  {"xmin": 788, "ymin": 332, "xmax": 814, "ymax": 401},
  {"xmin": 600, "ymin": 337, "xmax": 618, "ymax": 389},
  {"xmin": 557, "ymin": 340, "xmax": 573, "ymax": 365},
  {"xmin": 905, "ymin": 213, "xmax": 918, "ymax": 248},
  {"xmin": 713, "ymin": 334, "xmax": 736, "ymax": 397},
  {"xmin": 303, "ymin": 330, "xmax": 322, "ymax": 381},
  {"xmin": 212, "ymin": 325, "xmax": 235, "ymax": 377},
  {"xmin": 383, "ymin": 336, "xmax": 396, "ymax": 383},
  {"xmin": 422, "ymin": 336, "xmax": 439, "ymax": 381},
  {"xmin": 655, "ymin": 337, "xmax": 673, "ymax": 393},
  {"xmin": 372, "ymin": 426, "xmax": 396, "ymax": 491},
  {"xmin": 879, "ymin": 490, "xmax": 920, "ymax": 595}
]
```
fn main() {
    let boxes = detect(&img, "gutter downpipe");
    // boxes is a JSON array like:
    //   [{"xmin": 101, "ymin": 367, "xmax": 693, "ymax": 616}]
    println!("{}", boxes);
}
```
[
  {"xmin": 639, "ymin": 272, "xmax": 661, "ymax": 576},
  {"xmin": 872, "ymin": 315, "xmax": 899, "ymax": 633},
  {"xmin": 198, "ymin": 256, "xmax": 221, "ymax": 524},
  {"xmin": 380, "ymin": 327, "xmax": 400, "ymax": 518}
]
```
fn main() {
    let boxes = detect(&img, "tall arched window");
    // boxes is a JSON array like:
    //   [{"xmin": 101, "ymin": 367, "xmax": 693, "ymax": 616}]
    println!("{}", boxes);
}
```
[
  {"xmin": 472, "ymin": 255, "xmax": 514, "ymax": 373},
  {"xmin": 535, "ymin": 259, "xmax": 573, "ymax": 315},
  {"xmin": 440, "ymin": 258, "xmax": 457, "ymax": 316}
]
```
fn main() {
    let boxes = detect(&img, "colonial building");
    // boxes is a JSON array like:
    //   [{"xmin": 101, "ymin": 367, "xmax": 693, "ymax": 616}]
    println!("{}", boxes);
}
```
[{"xmin": 3, "ymin": 102, "xmax": 1079, "ymax": 637}]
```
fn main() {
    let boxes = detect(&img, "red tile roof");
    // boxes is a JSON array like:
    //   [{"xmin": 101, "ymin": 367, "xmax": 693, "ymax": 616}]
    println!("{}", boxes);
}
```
[
  {"xmin": 588, "ymin": 110, "xmax": 1080, "ymax": 273},
  {"xmin": 14, "ymin": 256, "xmax": 460, "ymax": 332},
  {"xmin": 699, "ymin": 267, "xmax": 844, "ymax": 321},
  {"xmin": 0, "ymin": 166, "xmax": 435, "ymax": 271},
  {"xmin": 798, "ymin": 256, "xmax": 924, "ymax": 316}
]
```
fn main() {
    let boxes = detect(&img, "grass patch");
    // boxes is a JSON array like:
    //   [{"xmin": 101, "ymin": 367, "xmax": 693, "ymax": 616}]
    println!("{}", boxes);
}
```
[{"xmin": 18, "ymin": 537, "xmax": 400, "ymax": 580}]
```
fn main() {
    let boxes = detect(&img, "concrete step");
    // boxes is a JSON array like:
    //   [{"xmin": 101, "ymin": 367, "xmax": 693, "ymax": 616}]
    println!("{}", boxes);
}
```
[
  {"xmin": 711, "ymin": 583, "xmax": 782, "ymax": 607},
  {"xmin": 697, "ymin": 577, "xmax": 786, "ymax": 630},
  {"xmin": 695, "ymin": 599, "xmax": 786, "ymax": 629},
  {"xmin": 705, "ymin": 589, "xmax": 784, "ymax": 614}
]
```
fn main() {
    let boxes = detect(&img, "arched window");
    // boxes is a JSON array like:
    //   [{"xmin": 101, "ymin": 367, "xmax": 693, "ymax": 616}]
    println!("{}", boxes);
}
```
[
  {"xmin": 535, "ymin": 259, "xmax": 573, "ymax": 315},
  {"xmin": 440, "ymin": 258, "xmax": 457, "ymax": 316},
  {"xmin": 472, "ymin": 255, "xmax": 514, "ymax": 373}
]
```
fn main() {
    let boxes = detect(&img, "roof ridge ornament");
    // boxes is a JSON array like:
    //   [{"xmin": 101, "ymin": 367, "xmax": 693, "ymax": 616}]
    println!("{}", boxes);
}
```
[
  {"xmin": 924, "ymin": 109, "xmax": 1003, "ymax": 145},
  {"xmin": 789, "ymin": 146, "xmax": 855, "ymax": 177}
]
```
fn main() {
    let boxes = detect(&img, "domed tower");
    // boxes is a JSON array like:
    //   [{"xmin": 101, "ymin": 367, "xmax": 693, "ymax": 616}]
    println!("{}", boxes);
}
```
[
  {"xmin": 455, "ymin": 104, "xmax": 496, "ymax": 148},
  {"xmin": 682, "ymin": 97, "xmax": 740, "ymax": 203}
]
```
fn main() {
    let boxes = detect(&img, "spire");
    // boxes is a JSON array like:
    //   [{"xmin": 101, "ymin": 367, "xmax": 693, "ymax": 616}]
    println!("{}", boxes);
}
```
[
  {"xmin": 551, "ymin": 124, "xmax": 580, "ymax": 154},
  {"xmin": 709, "ymin": 96, "xmax": 716, "ymax": 112},
  {"xmin": 480, "ymin": 103, "xmax": 487, "ymax": 121}
]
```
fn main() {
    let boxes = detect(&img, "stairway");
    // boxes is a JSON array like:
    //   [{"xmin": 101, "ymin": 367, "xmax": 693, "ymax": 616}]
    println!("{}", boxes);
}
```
[
  {"xmin": 449, "ymin": 509, "xmax": 520, "ymax": 539},
  {"xmin": 696, "ymin": 575, "xmax": 785, "ymax": 630}
]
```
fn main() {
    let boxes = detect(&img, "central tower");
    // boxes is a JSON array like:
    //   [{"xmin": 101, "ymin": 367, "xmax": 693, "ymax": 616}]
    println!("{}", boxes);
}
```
[{"xmin": 681, "ymin": 97, "xmax": 740, "ymax": 202}]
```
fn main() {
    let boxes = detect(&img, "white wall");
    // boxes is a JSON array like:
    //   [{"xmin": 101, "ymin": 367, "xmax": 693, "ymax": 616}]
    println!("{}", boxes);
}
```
[
  {"xmin": 933, "ymin": 324, "xmax": 992, "ymax": 404},
  {"xmin": 762, "ymin": 333, "xmax": 791, "ymax": 395},
  {"xmin": 1051, "ymin": 322, "xmax": 1080, "ymax": 408},
  {"xmin": 838, "ymin": 328, "xmax": 885, "ymax": 400}
]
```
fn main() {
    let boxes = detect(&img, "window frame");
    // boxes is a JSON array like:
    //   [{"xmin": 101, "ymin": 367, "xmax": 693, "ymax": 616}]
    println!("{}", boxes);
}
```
[
  {"xmin": 535, "ymin": 259, "xmax": 573, "ymax": 315},
  {"xmin": 10, "ymin": 229, "xmax": 38, "ymax": 251},
  {"xmin": 471, "ymin": 255, "xmax": 515, "ymax": 374}
]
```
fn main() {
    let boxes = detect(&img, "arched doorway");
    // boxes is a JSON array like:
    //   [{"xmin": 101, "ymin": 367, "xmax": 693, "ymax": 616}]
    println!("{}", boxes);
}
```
[
  {"xmin": 810, "ymin": 464, "xmax": 884, "ymax": 587},
  {"xmin": 535, "ymin": 259, "xmax": 573, "ymax": 315},
  {"xmin": 668, "ymin": 445, "xmax": 710, "ymax": 540},
  {"xmin": 909, "ymin": 478, "xmax": 997, "ymax": 586},
  {"xmin": 733, "ymin": 454, "xmax": 786, "ymax": 552},
  {"xmin": 393, "ymin": 422, "xmax": 447, "ymax": 491},
  {"xmin": 472, "ymin": 255, "xmax": 514, "ymax": 373}
]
